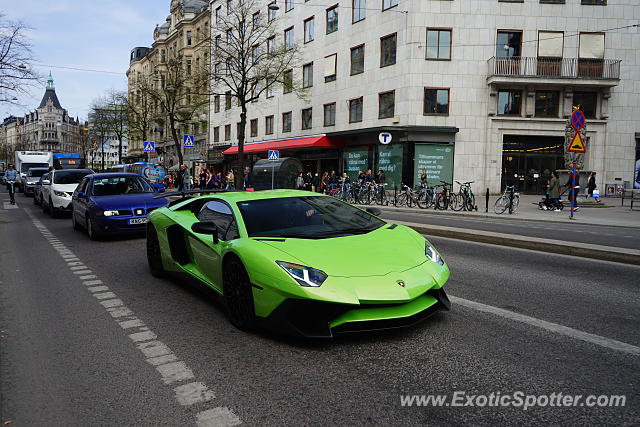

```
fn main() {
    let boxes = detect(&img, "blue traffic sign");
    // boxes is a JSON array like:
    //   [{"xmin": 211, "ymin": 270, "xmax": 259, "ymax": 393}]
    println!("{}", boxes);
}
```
[
  {"xmin": 143, "ymin": 141, "xmax": 155, "ymax": 152},
  {"xmin": 183, "ymin": 134, "xmax": 195, "ymax": 148},
  {"xmin": 268, "ymin": 150, "xmax": 279, "ymax": 161},
  {"xmin": 571, "ymin": 110, "xmax": 586, "ymax": 130}
]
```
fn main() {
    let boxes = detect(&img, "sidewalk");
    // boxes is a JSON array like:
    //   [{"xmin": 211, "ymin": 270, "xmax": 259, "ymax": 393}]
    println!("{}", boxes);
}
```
[{"xmin": 366, "ymin": 194, "xmax": 640, "ymax": 229}]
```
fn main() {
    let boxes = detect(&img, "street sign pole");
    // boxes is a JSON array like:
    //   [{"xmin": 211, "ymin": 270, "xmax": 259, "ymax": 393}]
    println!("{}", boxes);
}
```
[
  {"xmin": 570, "ymin": 153, "xmax": 576, "ymax": 219},
  {"xmin": 267, "ymin": 150, "xmax": 279, "ymax": 190},
  {"xmin": 272, "ymin": 161, "xmax": 275, "ymax": 190}
]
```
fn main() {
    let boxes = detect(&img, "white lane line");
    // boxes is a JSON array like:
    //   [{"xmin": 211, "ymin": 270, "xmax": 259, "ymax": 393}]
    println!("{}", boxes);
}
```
[
  {"xmin": 3, "ymin": 202, "xmax": 18, "ymax": 209},
  {"xmin": 450, "ymin": 295, "xmax": 640, "ymax": 356},
  {"xmin": 25, "ymin": 211, "xmax": 241, "ymax": 425}
]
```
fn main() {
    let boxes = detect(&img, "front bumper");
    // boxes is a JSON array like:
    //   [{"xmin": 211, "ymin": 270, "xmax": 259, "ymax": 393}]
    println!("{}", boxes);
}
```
[
  {"xmin": 51, "ymin": 194, "xmax": 72, "ymax": 210},
  {"xmin": 24, "ymin": 183, "xmax": 38, "ymax": 194},
  {"xmin": 93, "ymin": 215, "xmax": 149, "ymax": 233},
  {"xmin": 258, "ymin": 287, "xmax": 450, "ymax": 338}
]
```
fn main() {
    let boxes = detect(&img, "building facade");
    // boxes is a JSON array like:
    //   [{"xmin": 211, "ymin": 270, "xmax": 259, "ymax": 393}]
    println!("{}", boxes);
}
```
[
  {"xmin": 127, "ymin": 0, "xmax": 211, "ymax": 168},
  {"xmin": 210, "ymin": 0, "xmax": 639, "ymax": 193},
  {"xmin": 0, "ymin": 73, "xmax": 83, "ymax": 164}
]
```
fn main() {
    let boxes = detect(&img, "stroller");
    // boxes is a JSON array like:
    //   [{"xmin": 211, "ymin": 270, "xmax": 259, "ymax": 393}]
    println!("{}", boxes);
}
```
[{"xmin": 538, "ymin": 186, "xmax": 565, "ymax": 211}]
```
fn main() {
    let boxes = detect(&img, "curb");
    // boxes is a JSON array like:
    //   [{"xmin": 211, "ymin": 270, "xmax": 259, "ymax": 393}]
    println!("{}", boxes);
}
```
[
  {"xmin": 395, "ymin": 220, "xmax": 640, "ymax": 266},
  {"xmin": 364, "ymin": 204, "xmax": 640, "ymax": 230}
]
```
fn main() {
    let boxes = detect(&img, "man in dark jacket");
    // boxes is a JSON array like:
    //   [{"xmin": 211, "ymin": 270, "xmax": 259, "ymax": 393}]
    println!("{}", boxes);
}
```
[
  {"xmin": 312, "ymin": 173, "xmax": 321, "ymax": 192},
  {"xmin": 243, "ymin": 166, "xmax": 253, "ymax": 190},
  {"xmin": 304, "ymin": 171, "xmax": 313, "ymax": 191}
]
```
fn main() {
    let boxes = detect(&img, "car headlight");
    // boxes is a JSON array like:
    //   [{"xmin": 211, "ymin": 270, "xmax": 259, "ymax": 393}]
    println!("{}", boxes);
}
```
[
  {"xmin": 425, "ymin": 243, "xmax": 445, "ymax": 265},
  {"xmin": 53, "ymin": 190, "xmax": 67, "ymax": 197},
  {"xmin": 276, "ymin": 261, "xmax": 328, "ymax": 287},
  {"xmin": 102, "ymin": 210, "xmax": 120, "ymax": 217}
]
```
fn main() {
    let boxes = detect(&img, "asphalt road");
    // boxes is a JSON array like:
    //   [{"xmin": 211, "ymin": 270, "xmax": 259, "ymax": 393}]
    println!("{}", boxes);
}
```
[
  {"xmin": 380, "ymin": 210, "xmax": 640, "ymax": 250},
  {"xmin": 1, "ymin": 195, "xmax": 639, "ymax": 426}
]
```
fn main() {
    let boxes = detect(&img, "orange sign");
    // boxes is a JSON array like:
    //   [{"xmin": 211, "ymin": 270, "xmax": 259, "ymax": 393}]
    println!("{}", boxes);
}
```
[{"xmin": 567, "ymin": 132, "xmax": 586, "ymax": 153}]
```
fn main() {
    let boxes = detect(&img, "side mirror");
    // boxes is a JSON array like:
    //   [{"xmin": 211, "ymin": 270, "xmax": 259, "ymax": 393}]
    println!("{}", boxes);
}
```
[
  {"xmin": 191, "ymin": 221, "xmax": 219, "ymax": 244},
  {"xmin": 42, "ymin": 180, "xmax": 50, "ymax": 185},
  {"xmin": 366, "ymin": 207, "xmax": 382, "ymax": 216},
  {"xmin": 77, "ymin": 192, "xmax": 86, "ymax": 199}
]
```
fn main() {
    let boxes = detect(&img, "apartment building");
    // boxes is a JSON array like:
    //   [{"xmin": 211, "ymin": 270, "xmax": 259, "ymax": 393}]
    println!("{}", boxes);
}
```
[{"xmin": 211, "ymin": 0, "xmax": 639, "ymax": 193}]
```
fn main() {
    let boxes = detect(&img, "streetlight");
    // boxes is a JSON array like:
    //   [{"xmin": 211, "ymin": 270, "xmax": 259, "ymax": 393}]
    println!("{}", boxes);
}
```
[{"xmin": 268, "ymin": 1, "xmax": 279, "ymax": 10}]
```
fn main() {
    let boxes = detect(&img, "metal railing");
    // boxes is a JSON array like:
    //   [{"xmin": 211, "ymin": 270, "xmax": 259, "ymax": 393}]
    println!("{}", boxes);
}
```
[{"xmin": 488, "ymin": 57, "xmax": 621, "ymax": 80}]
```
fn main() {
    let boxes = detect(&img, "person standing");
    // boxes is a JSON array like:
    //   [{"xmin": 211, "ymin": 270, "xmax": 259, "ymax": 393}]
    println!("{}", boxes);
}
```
[
  {"xmin": 587, "ymin": 171, "xmax": 600, "ymax": 202},
  {"xmin": 304, "ymin": 171, "xmax": 313, "ymax": 191},
  {"xmin": 377, "ymin": 170, "xmax": 386, "ymax": 186},
  {"xmin": 329, "ymin": 170, "xmax": 338, "ymax": 190},
  {"xmin": 321, "ymin": 172, "xmax": 329, "ymax": 194},
  {"xmin": 199, "ymin": 167, "xmax": 207, "ymax": 189},
  {"xmin": 243, "ymin": 166, "xmax": 253, "ymax": 190},
  {"xmin": 296, "ymin": 172, "xmax": 304, "ymax": 190},
  {"xmin": 226, "ymin": 169, "xmax": 235, "ymax": 189},
  {"xmin": 312, "ymin": 172, "xmax": 320, "ymax": 192},
  {"xmin": 549, "ymin": 171, "xmax": 561, "ymax": 211},
  {"xmin": 4, "ymin": 164, "xmax": 18, "ymax": 205},
  {"xmin": 182, "ymin": 165, "xmax": 192, "ymax": 192},
  {"xmin": 176, "ymin": 165, "xmax": 185, "ymax": 192}
]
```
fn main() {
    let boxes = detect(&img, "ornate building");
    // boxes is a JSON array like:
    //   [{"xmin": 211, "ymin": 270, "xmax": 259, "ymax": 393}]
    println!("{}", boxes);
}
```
[{"xmin": 0, "ymin": 73, "xmax": 83, "ymax": 161}]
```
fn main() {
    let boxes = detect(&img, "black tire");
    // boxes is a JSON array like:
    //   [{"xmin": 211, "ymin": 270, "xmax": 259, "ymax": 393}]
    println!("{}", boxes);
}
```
[
  {"xmin": 42, "ymin": 197, "xmax": 49, "ymax": 214},
  {"xmin": 71, "ymin": 210, "xmax": 80, "ymax": 231},
  {"xmin": 223, "ymin": 257, "xmax": 255, "ymax": 331},
  {"xmin": 86, "ymin": 216, "xmax": 101, "ymax": 240},
  {"xmin": 33, "ymin": 193, "xmax": 38, "ymax": 205},
  {"xmin": 494, "ymin": 196, "xmax": 508, "ymax": 214},
  {"xmin": 49, "ymin": 198, "xmax": 58, "ymax": 218},
  {"xmin": 466, "ymin": 194, "xmax": 476, "ymax": 211},
  {"xmin": 146, "ymin": 224, "xmax": 165, "ymax": 277},
  {"xmin": 450, "ymin": 193, "xmax": 464, "ymax": 211}
]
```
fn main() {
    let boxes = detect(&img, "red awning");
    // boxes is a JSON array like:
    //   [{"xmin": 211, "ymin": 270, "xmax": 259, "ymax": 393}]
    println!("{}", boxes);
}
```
[{"xmin": 223, "ymin": 135, "xmax": 341, "ymax": 155}]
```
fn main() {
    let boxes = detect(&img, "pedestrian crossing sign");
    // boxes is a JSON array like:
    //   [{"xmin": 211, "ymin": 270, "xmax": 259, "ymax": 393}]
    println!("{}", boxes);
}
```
[
  {"xmin": 183, "ymin": 134, "xmax": 195, "ymax": 148},
  {"xmin": 567, "ymin": 132, "xmax": 586, "ymax": 153},
  {"xmin": 268, "ymin": 150, "xmax": 279, "ymax": 161},
  {"xmin": 143, "ymin": 141, "xmax": 155, "ymax": 152}
]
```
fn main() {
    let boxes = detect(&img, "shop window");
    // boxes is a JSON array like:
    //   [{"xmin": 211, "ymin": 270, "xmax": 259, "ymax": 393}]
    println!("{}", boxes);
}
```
[
  {"xmin": 378, "ymin": 91, "xmax": 395, "ymax": 119},
  {"xmin": 497, "ymin": 90, "xmax": 522, "ymax": 115},
  {"xmin": 324, "ymin": 103, "xmax": 336, "ymax": 127},
  {"xmin": 302, "ymin": 108, "xmax": 313, "ymax": 130},
  {"xmin": 424, "ymin": 88, "xmax": 449, "ymax": 115},
  {"xmin": 534, "ymin": 91, "xmax": 559, "ymax": 117}
]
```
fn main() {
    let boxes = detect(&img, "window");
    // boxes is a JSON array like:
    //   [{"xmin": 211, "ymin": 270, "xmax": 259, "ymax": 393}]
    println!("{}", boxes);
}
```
[
  {"xmin": 285, "ymin": 0, "xmax": 294, "ymax": 12},
  {"xmin": 380, "ymin": 33, "xmax": 397, "ymax": 67},
  {"xmin": 215, "ymin": 6, "xmax": 222, "ymax": 24},
  {"xmin": 573, "ymin": 92, "xmax": 597, "ymax": 119},
  {"xmin": 326, "ymin": 5, "xmax": 338, "ymax": 34},
  {"xmin": 426, "ymin": 29, "xmax": 451, "ymax": 60},
  {"xmin": 213, "ymin": 126, "xmax": 220, "ymax": 142},
  {"xmin": 581, "ymin": 0, "xmax": 606, "ymax": 4},
  {"xmin": 283, "ymin": 69, "xmax": 293, "ymax": 93},
  {"xmin": 537, "ymin": 31, "xmax": 564, "ymax": 76},
  {"xmin": 349, "ymin": 97, "xmax": 363, "ymax": 122},
  {"xmin": 250, "ymin": 119, "xmax": 258, "ymax": 137},
  {"xmin": 214, "ymin": 95, "xmax": 220, "ymax": 113},
  {"xmin": 226, "ymin": 0, "xmax": 232, "ymax": 14},
  {"xmin": 324, "ymin": 53, "xmax": 337, "ymax": 82},
  {"xmin": 350, "ymin": 45, "xmax": 365, "ymax": 75},
  {"xmin": 383, "ymin": 0, "xmax": 398, "ymax": 10},
  {"xmin": 267, "ymin": 36, "xmax": 275, "ymax": 55},
  {"xmin": 252, "ymin": 45, "xmax": 260, "ymax": 64},
  {"xmin": 578, "ymin": 32, "xmax": 605, "ymax": 77},
  {"xmin": 284, "ymin": 27, "xmax": 294, "ymax": 50},
  {"xmin": 282, "ymin": 112, "xmax": 292, "ymax": 132},
  {"xmin": 424, "ymin": 88, "xmax": 450, "ymax": 115},
  {"xmin": 496, "ymin": 30, "xmax": 522, "ymax": 58},
  {"xmin": 268, "ymin": 3, "xmax": 276, "ymax": 21},
  {"xmin": 534, "ymin": 91, "xmax": 559, "ymax": 117},
  {"xmin": 224, "ymin": 124, "xmax": 231, "ymax": 140},
  {"xmin": 197, "ymin": 201, "xmax": 239, "ymax": 241},
  {"xmin": 378, "ymin": 91, "xmax": 395, "ymax": 119},
  {"xmin": 324, "ymin": 103, "xmax": 336, "ymax": 126},
  {"xmin": 303, "ymin": 63, "xmax": 314, "ymax": 88},
  {"xmin": 497, "ymin": 90, "xmax": 522, "ymax": 115},
  {"xmin": 252, "ymin": 11, "xmax": 260, "ymax": 28},
  {"xmin": 225, "ymin": 91, "xmax": 232, "ymax": 110},
  {"xmin": 304, "ymin": 17, "xmax": 315, "ymax": 43},
  {"xmin": 302, "ymin": 108, "xmax": 313, "ymax": 129},
  {"xmin": 265, "ymin": 115, "xmax": 274, "ymax": 134},
  {"xmin": 186, "ymin": 31, "xmax": 192, "ymax": 46},
  {"xmin": 353, "ymin": 0, "xmax": 366, "ymax": 22}
]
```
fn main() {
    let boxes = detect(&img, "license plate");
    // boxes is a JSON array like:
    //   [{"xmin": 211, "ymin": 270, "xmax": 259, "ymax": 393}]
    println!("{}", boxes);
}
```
[{"xmin": 129, "ymin": 218, "xmax": 148, "ymax": 225}]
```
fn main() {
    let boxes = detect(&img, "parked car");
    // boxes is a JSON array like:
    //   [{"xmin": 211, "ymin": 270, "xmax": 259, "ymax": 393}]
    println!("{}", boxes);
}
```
[
  {"xmin": 41, "ymin": 169, "xmax": 94, "ymax": 217},
  {"xmin": 22, "ymin": 167, "xmax": 49, "ymax": 196},
  {"xmin": 33, "ymin": 173, "xmax": 49, "ymax": 206},
  {"xmin": 71, "ymin": 173, "xmax": 168, "ymax": 240}
]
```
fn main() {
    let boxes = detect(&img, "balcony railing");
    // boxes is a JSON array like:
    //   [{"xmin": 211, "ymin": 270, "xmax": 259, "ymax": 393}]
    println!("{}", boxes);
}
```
[{"xmin": 488, "ymin": 57, "xmax": 621, "ymax": 80}]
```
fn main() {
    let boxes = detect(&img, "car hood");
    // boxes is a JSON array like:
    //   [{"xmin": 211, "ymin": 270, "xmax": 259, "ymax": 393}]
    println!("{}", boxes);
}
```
[
  {"xmin": 52, "ymin": 183, "xmax": 80, "ymax": 192},
  {"xmin": 259, "ymin": 225, "xmax": 427, "ymax": 277},
  {"xmin": 92, "ymin": 194, "xmax": 167, "ymax": 210}
]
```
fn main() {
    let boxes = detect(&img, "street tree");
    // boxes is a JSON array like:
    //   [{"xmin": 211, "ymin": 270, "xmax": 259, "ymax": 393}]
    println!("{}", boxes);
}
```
[
  {"xmin": 104, "ymin": 90, "xmax": 129, "ymax": 164},
  {"xmin": 0, "ymin": 14, "xmax": 39, "ymax": 104},
  {"xmin": 89, "ymin": 97, "xmax": 113, "ymax": 171},
  {"xmin": 213, "ymin": 0, "xmax": 303, "ymax": 187},
  {"xmin": 127, "ymin": 74, "xmax": 156, "ymax": 162}
]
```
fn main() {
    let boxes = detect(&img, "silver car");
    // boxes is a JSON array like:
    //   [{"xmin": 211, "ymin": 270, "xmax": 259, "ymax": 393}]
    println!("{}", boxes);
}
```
[{"xmin": 23, "ymin": 167, "xmax": 50, "ymax": 196}]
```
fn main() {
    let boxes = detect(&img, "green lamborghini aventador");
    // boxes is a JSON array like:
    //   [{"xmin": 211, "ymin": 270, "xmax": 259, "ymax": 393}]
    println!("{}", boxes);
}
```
[{"xmin": 146, "ymin": 189, "xmax": 450, "ymax": 337}]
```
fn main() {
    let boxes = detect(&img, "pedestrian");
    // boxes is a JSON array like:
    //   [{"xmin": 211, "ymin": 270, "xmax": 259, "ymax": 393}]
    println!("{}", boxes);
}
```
[
  {"xmin": 549, "ymin": 171, "xmax": 561, "ymax": 211},
  {"xmin": 226, "ymin": 169, "xmax": 235, "ymax": 190},
  {"xmin": 312, "ymin": 172, "xmax": 320, "ymax": 192},
  {"xmin": 365, "ymin": 169, "xmax": 374, "ymax": 184},
  {"xmin": 243, "ymin": 166, "xmax": 253, "ymax": 190},
  {"xmin": 176, "ymin": 166, "xmax": 185, "ymax": 192},
  {"xmin": 199, "ymin": 167, "xmax": 207, "ymax": 189},
  {"xmin": 304, "ymin": 171, "xmax": 313, "ymax": 191},
  {"xmin": 377, "ymin": 170, "xmax": 386, "ymax": 186},
  {"xmin": 321, "ymin": 172, "xmax": 329, "ymax": 194},
  {"xmin": 587, "ymin": 171, "xmax": 600, "ymax": 202},
  {"xmin": 329, "ymin": 170, "xmax": 338, "ymax": 190},
  {"xmin": 296, "ymin": 172, "xmax": 304, "ymax": 190},
  {"xmin": 182, "ymin": 165, "xmax": 192, "ymax": 192},
  {"xmin": 215, "ymin": 172, "xmax": 222, "ymax": 189}
]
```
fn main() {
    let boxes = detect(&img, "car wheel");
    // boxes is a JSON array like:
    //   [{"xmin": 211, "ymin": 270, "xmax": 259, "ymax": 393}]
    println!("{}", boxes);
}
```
[
  {"xmin": 71, "ymin": 210, "xmax": 80, "ymax": 231},
  {"xmin": 49, "ymin": 198, "xmax": 57, "ymax": 218},
  {"xmin": 33, "ymin": 193, "xmax": 38, "ymax": 205},
  {"xmin": 86, "ymin": 216, "xmax": 101, "ymax": 240},
  {"xmin": 223, "ymin": 257, "xmax": 255, "ymax": 331},
  {"xmin": 42, "ymin": 196, "xmax": 49, "ymax": 213},
  {"xmin": 146, "ymin": 224, "xmax": 165, "ymax": 277}
]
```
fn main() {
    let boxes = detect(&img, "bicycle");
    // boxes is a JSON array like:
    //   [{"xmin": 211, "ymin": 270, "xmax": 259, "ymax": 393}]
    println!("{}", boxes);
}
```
[
  {"xmin": 455, "ymin": 181, "xmax": 477, "ymax": 211},
  {"xmin": 394, "ymin": 184, "xmax": 427, "ymax": 209},
  {"xmin": 372, "ymin": 183, "xmax": 389, "ymax": 206},
  {"xmin": 435, "ymin": 181, "xmax": 454, "ymax": 210},
  {"xmin": 494, "ymin": 185, "xmax": 520, "ymax": 214}
]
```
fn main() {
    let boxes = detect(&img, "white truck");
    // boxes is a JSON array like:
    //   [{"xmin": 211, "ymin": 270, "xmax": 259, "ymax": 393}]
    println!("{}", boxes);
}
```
[{"xmin": 14, "ymin": 151, "xmax": 53, "ymax": 192}]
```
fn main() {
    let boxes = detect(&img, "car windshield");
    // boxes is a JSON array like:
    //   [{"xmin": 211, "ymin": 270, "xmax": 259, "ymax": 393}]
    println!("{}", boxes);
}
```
[
  {"xmin": 53, "ymin": 171, "xmax": 92, "ymax": 184},
  {"xmin": 91, "ymin": 176, "xmax": 154, "ymax": 196},
  {"xmin": 21, "ymin": 163, "xmax": 49, "ymax": 173},
  {"xmin": 237, "ymin": 196, "xmax": 385, "ymax": 238},
  {"xmin": 28, "ymin": 169, "xmax": 48, "ymax": 177}
]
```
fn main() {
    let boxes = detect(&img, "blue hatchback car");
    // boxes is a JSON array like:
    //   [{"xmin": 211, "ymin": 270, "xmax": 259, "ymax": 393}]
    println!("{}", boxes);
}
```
[{"xmin": 71, "ymin": 173, "xmax": 169, "ymax": 240}]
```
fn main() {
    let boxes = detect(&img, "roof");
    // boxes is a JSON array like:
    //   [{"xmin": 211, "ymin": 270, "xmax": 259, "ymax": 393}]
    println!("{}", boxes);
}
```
[
  {"xmin": 90, "ymin": 172, "xmax": 139, "ymax": 179},
  {"xmin": 172, "ymin": 190, "xmax": 324, "ymax": 208},
  {"xmin": 183, "ymin": 0, "xmax": 207, "ymax": 12},
  {"xmin": 223, "ymin": 136, "xmax": 341, "ymax": 155},
  {"xmin": 38, "ymin": 89, "xmax": 62, "ymax": 110}
]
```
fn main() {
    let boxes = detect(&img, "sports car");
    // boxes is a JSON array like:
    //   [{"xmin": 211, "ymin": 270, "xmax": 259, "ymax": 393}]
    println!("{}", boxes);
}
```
[{"xmin": 147, "ymin": 190, "xmax": 450, "ymax": 337}]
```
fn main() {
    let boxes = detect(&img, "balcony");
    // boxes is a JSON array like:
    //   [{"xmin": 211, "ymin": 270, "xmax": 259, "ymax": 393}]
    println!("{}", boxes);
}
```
[{"xmin": 487, "ymin": 57, "xmax": 621, "ymax": 88}]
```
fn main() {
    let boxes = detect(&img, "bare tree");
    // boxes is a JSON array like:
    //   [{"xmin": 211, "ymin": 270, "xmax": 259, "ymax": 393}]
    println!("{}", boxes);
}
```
[
  {"xmin": 103, "ymin": 90, "xmax": 129, "ymax": 164},
  {"xmin": 0, "ymin": 14, "xmax": 40, "ymax": 104},
  {"xmin": 128, "ymin": 74, "xmax": 156, "ymax": 162},
  {"xmin": 89, "ymin": 98, "xmax": 113, "ymax": 171},
  {"xmin": 213, "ymin": 0, "xmax": 303, "ymax": 187}
]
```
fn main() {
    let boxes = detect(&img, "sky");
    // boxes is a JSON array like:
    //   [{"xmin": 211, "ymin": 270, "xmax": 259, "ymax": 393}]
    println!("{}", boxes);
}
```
[{"xmin": 1, "ymin": 0, "xmax": 170, "ymax": 120}]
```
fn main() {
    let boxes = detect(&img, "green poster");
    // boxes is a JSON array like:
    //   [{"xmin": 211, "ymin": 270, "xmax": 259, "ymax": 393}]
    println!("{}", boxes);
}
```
[
  {"xmin": 343, "ymin": 147, "xmax": 369, "ymax": 181},
  {"xmin": 377, "ymin": 144, "xmax": 403, "ymax": 189},
  {"xmin": 414, "ymin": 144, "xmax": 454, "ymax": 187}
]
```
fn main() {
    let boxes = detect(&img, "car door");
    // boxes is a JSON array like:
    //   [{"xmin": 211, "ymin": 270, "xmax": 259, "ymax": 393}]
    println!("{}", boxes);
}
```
[
  {"xmin": 188, "ymin": 199, "xmax": 240, "ymax": 292},
  {"xmin": 73, "ymin": 177, "xmax": 90, "ymax": 223},
  {"xmin": 41, "ymin": 171, "xmax": 53, "ymax": 205}
]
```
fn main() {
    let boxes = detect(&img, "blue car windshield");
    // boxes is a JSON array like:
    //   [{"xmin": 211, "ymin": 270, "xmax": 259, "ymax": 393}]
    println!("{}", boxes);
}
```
[
  {"xmin": 91, "ymin": 176, "xmax": 153, "ymax": 196},
  {"xmin": 237, "ymin": 196, "xmax": 385, "ymax": 238}
]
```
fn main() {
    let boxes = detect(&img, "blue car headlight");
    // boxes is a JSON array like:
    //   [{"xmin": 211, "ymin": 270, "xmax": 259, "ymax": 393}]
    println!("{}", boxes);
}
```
[
  {"xmin": 276, "ymin": 261, "xmax": 328, "ymax": 287},
  {"xmin": 425, "ymin": 243, "xmax": 445, "ymax": 265}
]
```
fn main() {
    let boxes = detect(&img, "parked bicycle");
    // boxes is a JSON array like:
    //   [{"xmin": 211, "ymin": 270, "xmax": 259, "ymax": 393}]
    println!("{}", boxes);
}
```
[
  {"xmin": 494, "ymin": 185, "xmax": 519, "ymax": 214},
  {"xmin": 395, "ymin": 184, "xmax": 428, "ymax": 209},
  {"xmin": 435, "ymin": 181, "xmax": 454, "ymax": 210},
  {"xmin": 452, "ymin": 181, "xmax": 477, "ymax": 212}
]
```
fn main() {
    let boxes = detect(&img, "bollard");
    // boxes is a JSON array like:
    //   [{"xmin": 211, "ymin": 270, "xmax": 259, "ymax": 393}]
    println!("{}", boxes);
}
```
[
  {"xmin": 394, "ymin": 185, "xmax": 398, "ymax": 207},
  {"xmin": 485, "ymin": 188, "xmax": 489, "ymax": 213}
]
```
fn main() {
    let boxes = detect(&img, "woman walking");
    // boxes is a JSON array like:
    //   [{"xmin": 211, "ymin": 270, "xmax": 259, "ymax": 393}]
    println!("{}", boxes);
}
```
[
  {"xmin": 587, "ymin": 171, "xmax": 600, "ymax": 202},
  {"xmin": 549, "ymin": 171, "xmax": 561, "ymax": 211}
]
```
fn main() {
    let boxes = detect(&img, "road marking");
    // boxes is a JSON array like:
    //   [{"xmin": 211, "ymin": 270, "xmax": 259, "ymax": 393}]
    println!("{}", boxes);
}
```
[
  {"xmin": 450, "ymin": 295, "xmax": 640, "ymax": 356},
  {"xmin": 24, "ymin": 210, "xmax": 242, "ymax": 425},
  {"xmin": 3, "ymin": 202, "xmax": 18, "ymax": 209}
]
